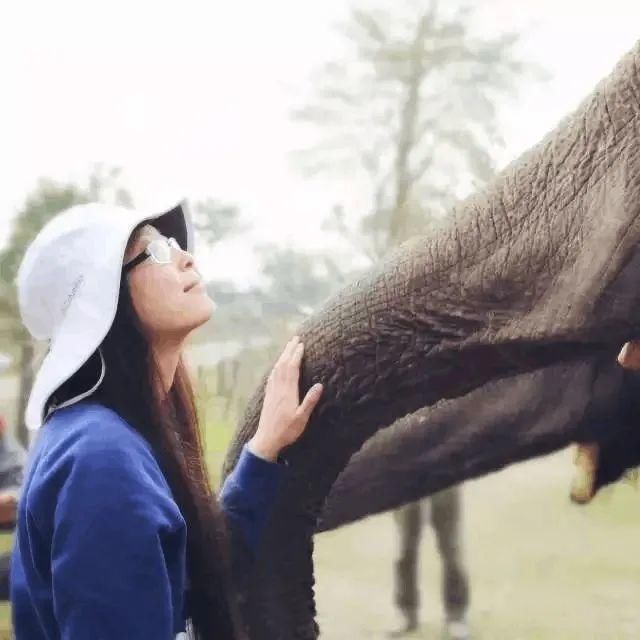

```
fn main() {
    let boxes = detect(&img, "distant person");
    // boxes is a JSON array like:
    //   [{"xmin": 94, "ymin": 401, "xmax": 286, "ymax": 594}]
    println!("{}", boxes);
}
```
[
  {"xmin": 390, "ymin": 488, "xmax": 469, "ymax": 640},
  {"xmin": 10, "ymin": 202, "xmax": 324, "ymax": 639}
]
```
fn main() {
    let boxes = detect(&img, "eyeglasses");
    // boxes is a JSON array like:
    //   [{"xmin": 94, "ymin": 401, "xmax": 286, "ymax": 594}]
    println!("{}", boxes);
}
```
[{"xmin": 123, "ymin": 236, "xmax": 187, "ymax": 274}]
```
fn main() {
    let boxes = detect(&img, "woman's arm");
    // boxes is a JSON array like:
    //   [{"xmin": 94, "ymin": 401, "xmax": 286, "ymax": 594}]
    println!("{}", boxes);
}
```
[
  {"xmin": 219, "ymin": 444, "xmax": 285, "ymax": 555},
  {"xmin": 220, "ymin": 336, "xmax": 323, "ymax": 556}
]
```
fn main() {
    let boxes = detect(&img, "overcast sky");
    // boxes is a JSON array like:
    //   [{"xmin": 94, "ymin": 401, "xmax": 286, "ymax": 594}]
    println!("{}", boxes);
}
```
[{"xmin": 1, "ymin": 0, "xmax": 639, "ymax": 286}]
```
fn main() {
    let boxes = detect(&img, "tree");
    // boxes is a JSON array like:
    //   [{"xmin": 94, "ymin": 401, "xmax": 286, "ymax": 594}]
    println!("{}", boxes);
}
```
[
  {"xmin": 0, "ymin": 168, "xmax": 133, "ymax": 446},
  {"xmin": 192, "ymin": 199, "xmax": 245, "ymax": 248},
  {"xmin": 293, "ymin": 0, "xmax": 543, "ymax": 259},
  {"xmin": 197, "ymin": 244, "xmax": 349, "ymax": 348},
  {"xmin": 256, "ymin": 244, "xmax": 350, "ymax": 317},
  {"xmin": 291, "ymin": 6, "xmax": 544, "ymax": 634}
]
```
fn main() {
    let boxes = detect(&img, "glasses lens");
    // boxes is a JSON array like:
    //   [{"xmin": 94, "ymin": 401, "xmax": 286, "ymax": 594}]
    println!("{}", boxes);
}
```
[
  {"xmin": 148, "ymin": 238, "xmax": 172, "ymax": 263},
  {"xmin": 170, "ymin": 237, "xmax": 193, "ymax": 258}
]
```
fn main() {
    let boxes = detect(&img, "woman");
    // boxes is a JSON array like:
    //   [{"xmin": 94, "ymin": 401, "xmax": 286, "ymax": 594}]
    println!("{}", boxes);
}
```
[{"xmin": 10, "ymin": 201, "xmax": 323, "ymax": 639}]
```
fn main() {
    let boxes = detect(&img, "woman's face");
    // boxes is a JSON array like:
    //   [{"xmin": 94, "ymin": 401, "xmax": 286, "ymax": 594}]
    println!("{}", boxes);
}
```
[{"xmin": 123, "ymin": 224, "xmax": 214, "ymax": 342}]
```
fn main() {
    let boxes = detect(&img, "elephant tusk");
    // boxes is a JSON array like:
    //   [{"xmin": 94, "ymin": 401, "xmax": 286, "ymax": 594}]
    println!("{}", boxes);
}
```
[{"xmin": 570, "ymin": 442, "xmax": 599, "ymax": 504}]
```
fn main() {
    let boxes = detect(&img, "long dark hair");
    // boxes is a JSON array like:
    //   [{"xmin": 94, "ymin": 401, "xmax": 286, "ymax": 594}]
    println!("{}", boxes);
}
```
[{"xmin": 44, "ymin": 235, "xmax": 241, "ymax": 639}]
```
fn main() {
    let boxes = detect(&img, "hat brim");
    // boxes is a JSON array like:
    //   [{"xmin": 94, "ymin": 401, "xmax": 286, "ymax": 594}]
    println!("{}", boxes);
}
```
[
  {"xmin": 25, "ymin": 200, "xmax": 194, "ymax": 431},
  {"xmin": 150, "ymin": 202, "xmax": 194, "ymax": 254}
]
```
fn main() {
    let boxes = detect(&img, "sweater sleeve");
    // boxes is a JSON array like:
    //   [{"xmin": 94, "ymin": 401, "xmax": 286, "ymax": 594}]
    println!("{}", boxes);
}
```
[
  {"xmin": 219, "ymin": 444, "xmax": 286, "ymax": 556},
  {"xmin": 48, "ymin": 431, "xmax": 186, "ymax": 640}
]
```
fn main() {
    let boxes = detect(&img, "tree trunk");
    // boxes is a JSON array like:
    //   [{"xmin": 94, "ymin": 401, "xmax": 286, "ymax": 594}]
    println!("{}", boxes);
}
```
[{"xmin": 388, "ymin": 16, "xmax": 428, "ymax": 246}]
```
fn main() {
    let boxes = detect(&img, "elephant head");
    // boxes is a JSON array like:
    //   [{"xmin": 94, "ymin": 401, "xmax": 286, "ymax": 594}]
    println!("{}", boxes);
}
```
[{"xmin": 222, "ymin": 41, "xmax": 640, "ymax": 639}]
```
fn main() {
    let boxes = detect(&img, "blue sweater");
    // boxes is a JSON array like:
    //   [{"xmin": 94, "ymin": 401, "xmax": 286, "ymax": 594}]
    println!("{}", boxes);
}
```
[{"xmin": 10, "ymin": 401, "xmax": 285, "ymax": 639}]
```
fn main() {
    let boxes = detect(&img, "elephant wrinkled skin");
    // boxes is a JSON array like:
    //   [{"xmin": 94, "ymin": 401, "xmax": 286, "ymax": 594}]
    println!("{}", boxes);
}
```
[{"xmin": 222, "ymin": 41, "xmax": 640, "ymax": 639}]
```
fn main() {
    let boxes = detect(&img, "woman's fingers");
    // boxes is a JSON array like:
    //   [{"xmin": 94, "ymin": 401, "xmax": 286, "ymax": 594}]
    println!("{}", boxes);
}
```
[
  {"xmin": 295, "ymin": 383, "xmax": 324, "ymax": 426},
  {"xmin": 256, "ymin": 336, "xmax": 323, "ymax": 456},
  {"xmin": 290, "ymin": 342, "xmax": 304, "ymax": 375},
  {"xmin": 275, "ymin": 336, "xmax": 300, "ymax": 368},
  {"xmin": 282, "ymin": 336, "xmax": 300, "ymax": 361},
  {"xmin": 269, "ymin": 336, "xmax": 300, "ymax": 382}
]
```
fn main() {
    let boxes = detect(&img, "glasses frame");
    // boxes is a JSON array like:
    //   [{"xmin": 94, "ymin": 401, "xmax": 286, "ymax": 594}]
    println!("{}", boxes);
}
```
[{"xmin": 123, "ymin": 236, "xmax": 184, "ymax": 274}]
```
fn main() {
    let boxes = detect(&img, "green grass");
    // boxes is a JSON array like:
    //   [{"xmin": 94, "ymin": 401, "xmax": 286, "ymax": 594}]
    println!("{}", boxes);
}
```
[{"xmin": 201, "ymin": 414, "xmax": 236, "ymax": 489}]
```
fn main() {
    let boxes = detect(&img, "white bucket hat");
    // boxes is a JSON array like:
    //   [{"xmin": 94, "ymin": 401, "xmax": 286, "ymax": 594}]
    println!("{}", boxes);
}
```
[{"xmin": 16, "ymin": 200, "xmax": 194, "ymax": 431}]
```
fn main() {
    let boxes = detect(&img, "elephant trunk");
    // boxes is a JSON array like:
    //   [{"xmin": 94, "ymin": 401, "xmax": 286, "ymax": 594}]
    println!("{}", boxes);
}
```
[{"xmin": 318, "ymin": 357, "xmax": 626, "ymax": 532}]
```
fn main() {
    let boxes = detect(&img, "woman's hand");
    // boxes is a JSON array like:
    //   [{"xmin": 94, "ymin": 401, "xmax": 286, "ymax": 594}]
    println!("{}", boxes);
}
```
[{"xmin": 248, "ymin": 336, "xmax": 324, "ymax": 462}]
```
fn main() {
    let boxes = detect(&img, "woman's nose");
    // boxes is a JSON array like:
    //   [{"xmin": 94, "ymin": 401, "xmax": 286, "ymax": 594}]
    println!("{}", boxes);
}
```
[{"xmin": 177, "ymin": 246, "xmax": 195, "ymax": 270}]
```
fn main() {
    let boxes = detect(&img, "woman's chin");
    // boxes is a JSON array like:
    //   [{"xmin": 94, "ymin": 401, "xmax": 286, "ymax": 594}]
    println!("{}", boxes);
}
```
[
  {"xmin": 182, "ymin": 314, "xmax": 212, "ymax": 342},
  {"xmin": 195, "ymin": 298, "xmax": 215, "ymax": 326},
  {"xmin": 177, "ymin": 296, "xmax": 214, "ymax": 337}
]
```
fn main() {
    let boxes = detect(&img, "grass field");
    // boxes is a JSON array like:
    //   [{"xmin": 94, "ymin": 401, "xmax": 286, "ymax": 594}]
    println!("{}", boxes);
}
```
[{"xmin": 1, "ymin": 395, "xmax": 638, "ymax": 638}]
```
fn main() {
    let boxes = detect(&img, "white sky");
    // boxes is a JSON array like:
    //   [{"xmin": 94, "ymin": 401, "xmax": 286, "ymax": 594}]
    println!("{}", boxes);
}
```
[{"xmin": 1, "ymin": 0, "xmax": 639, "ymax": 287}]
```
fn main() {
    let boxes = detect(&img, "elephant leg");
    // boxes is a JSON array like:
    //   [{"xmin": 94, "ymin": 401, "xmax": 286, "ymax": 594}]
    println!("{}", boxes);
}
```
[
  {"xmin": 431, "ymin": 486, "xmax": 470, "ymax": 639},
  {"xmin": 390, "ymin": 500, "xmax": 423, "ymax": 635}
]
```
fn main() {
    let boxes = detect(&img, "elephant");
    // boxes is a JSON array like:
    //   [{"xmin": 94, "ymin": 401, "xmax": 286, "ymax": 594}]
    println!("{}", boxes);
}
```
[{"xmin": 222, "ymin": 40, "xmax": 640, "ymax": 639}]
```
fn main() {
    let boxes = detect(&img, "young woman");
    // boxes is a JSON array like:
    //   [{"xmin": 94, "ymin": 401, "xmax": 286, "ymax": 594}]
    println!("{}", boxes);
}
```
[{"xmin": 10, "ymin": 201, "xmax": 323, "ymax": 639}]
